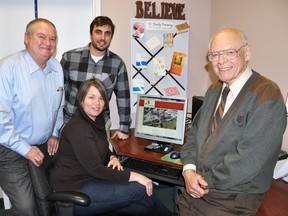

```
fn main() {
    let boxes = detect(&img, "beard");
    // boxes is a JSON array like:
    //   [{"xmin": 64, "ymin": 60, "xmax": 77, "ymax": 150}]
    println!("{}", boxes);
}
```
[{"xmin": 91, "ymin": 40, "xmax": 110, "ymax": 52}]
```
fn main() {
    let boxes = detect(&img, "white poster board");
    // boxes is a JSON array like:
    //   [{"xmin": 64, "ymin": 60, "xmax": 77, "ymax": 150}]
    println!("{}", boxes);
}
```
[{"xmin": 130, "ymin": 18, "xmax": 189, "ymax": 113}]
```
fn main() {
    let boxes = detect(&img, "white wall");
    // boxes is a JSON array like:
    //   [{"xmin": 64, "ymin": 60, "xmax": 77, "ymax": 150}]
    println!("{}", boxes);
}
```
[
  {"xmin": 0, "ymin": 0, "xmax": 34, "ymax": 58},
  {"xmin": 0, "ymin": 0, "xmax": 93, "ymax": 60}
]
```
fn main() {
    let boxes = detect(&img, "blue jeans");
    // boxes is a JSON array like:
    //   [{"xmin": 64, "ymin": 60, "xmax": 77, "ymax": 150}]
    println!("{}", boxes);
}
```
[{"xmin": 74, "ymin": 179, "xmax": 172, "ymax": 216}]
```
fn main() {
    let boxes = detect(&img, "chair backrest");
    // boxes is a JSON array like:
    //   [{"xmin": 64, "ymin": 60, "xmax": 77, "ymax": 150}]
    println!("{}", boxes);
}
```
[{"xmin": 28, "ymin": 159, "xmax": 90, "ymax": 216}]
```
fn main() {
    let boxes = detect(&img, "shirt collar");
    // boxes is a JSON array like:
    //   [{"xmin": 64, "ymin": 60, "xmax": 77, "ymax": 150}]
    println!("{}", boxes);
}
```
[
  {"xmin": 24, "ymin": 50, "xmax": 58, "ymax": 75},
  {"xmin": 224, "ymin": 66, "xmax": 253, "ymax": 99},
  {"xmin": 24, "ymin": 50, "xmax": 40, "ymax": 74}
]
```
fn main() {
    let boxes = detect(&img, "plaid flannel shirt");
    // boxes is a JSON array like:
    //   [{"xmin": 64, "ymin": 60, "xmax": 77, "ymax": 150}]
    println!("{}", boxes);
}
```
[{"xmin": 61, "ymin": 44, "xmax": 131, "ymax": 134}]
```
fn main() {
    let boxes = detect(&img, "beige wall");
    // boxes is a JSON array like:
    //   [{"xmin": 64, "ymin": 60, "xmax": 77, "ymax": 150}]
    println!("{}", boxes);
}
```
[{"xmin": 210, "ymin": 0, "xmax": 288, "ymax": 150}]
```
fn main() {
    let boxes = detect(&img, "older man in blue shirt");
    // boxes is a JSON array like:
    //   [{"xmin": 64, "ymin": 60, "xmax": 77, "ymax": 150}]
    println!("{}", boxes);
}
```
[{"xmin": 0, "ymin": 18, "xmax": 64, "ymax": 215}]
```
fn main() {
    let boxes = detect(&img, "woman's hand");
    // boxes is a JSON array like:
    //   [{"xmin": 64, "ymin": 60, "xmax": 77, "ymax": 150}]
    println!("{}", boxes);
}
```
[
  {"xmin": 129, "ymin": 172, "xmax": 153, "ymax": 196},
  {"xmin": 47, "ymin": 136, "xmax": 59, "ymax": 156},
  {"xmin": 107, "ymin": 155, "xmax": 123, "ymax": 171}
]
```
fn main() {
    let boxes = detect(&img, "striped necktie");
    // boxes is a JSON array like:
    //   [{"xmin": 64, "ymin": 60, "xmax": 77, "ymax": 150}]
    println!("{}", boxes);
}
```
[{"xmin": 212, "ymin": 86, "xmax": 230, "ymax": 131}]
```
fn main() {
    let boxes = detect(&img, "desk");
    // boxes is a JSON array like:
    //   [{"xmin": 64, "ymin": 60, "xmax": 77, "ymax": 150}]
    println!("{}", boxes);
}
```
[
  {"xmin": 256, "ymin": 179, "xmax": 288, "ymax": 216},
  {"xmin": 111, "ymin": 129, "xmax": 183, "ymax": 168},
  {"xmin": 111, "ymin": 129, "xmax": 288, "ymax": 215},
  {"xmin": 111, "ymin": 128, "xmax": 184, "ymax": 185}
]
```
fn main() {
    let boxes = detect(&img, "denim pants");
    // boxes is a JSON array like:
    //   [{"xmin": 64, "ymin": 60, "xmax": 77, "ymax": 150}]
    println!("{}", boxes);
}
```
[{"xmin": 74, "ymin": 179, "xmax": 172, "ymax": 216}]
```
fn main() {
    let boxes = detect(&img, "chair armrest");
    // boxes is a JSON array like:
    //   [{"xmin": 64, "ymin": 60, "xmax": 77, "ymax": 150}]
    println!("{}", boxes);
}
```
[{"xmin": 46, "ymin": 191, "xmax": 91, "ymax": 207}]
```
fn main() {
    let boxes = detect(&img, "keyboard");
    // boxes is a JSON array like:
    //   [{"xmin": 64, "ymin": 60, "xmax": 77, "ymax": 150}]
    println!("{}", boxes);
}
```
[{"xmin": 121, "ymin": 157, "xmax": 184, "ymax": 186}]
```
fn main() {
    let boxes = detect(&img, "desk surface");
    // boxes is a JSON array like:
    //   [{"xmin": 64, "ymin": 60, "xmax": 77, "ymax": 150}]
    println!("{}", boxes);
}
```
[
  {"xmin": 256, "ymin": 179, "xmax": 288, "ymax": 216},
  {"xmin": 111, "ymin": 128, "xmax": 184, "ymax": 185},
  {"xmin": 111, "ymin": 128, "xmax": 183, "ymax": 168},
  {"xmin": 112, "ymin": 129, "xmax": 288, "ymax": 215}
]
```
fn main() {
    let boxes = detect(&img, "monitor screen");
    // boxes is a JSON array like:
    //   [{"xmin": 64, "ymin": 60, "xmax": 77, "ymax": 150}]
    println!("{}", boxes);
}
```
[
  {"xmin": 192, "ymin": 96, "xmax": 204, "ymax": 120},
  {"xmin": 134, "ymin": 94, "xmax": 188, "ymax": 145}
]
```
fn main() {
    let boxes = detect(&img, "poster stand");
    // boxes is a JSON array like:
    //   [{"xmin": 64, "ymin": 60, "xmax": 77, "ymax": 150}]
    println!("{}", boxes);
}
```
[{"xmin": 130, "ymin": 18, "xmax": 189, "ymax": 112}]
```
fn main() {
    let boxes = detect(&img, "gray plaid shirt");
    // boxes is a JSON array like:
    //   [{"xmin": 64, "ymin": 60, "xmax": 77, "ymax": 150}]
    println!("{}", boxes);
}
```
[{"xmin": 61, "ymin": 44, "xmax": 131, "ymax": 134}]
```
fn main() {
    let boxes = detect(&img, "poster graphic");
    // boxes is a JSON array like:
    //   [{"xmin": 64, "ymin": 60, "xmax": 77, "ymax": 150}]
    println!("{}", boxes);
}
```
[
  {"xmin": 170, "ymin": 52, "xmax": 186, "ymax": 76},
  {"xmin": 133, "ymin": 22, "xmax": 145, "ymax": 38},
  {"xmin": 164, "ymin": 86, "xmax": 180, "ymax": 96},
  {"xmin": 163, "ymin": 33, "xmax": 174, "ymax": 47}
]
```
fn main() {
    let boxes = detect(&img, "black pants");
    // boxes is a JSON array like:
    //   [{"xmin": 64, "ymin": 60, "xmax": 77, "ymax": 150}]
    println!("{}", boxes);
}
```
[{"xmin": 0, "ymin": 143, "xmax": 56, "ymax": 216}]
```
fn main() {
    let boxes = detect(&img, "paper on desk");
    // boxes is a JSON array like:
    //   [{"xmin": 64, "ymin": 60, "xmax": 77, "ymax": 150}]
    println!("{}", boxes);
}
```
[{"xmin": 273, "ymin": 158, "xmax": 288, "ymax": 182}]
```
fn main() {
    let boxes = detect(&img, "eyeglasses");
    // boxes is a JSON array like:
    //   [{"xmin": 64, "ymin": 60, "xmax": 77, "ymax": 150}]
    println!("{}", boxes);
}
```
[{"xmin": 207, "ymin": 43, "xmax": 248, "ymax": 62}]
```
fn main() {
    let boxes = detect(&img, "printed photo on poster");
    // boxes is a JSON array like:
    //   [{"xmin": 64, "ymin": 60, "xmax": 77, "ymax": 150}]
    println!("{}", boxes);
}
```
[
  {"xmin": 153, "ymin": 57, "xmax": 166, "ymax": 76},
  {"xmin": 170, "ymin": 52, "xmax": 186, "ymax": 76},
  {"xmin": 133, "ymin": 22, "xmax": 145, "ymax": 38},
  {"xmin": 163, "ymin": 33, "xmax": 174, "ymax": 47}
]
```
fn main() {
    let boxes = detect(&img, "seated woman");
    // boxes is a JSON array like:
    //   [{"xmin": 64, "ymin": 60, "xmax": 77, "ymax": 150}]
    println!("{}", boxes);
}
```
[{"xmin": 49, "ymin": 78, "xmax": 171, "ymax": 216}]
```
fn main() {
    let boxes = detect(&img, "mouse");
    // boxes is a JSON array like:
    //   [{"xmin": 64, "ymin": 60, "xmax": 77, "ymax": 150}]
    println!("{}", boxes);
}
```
[{"xmin": 170, "ymin": 151, "xmax": 181, "ymax": 159}]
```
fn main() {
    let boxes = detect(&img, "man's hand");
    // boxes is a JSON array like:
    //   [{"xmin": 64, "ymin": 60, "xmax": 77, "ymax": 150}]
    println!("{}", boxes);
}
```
[
  {"xmin": 182, "ymin": 169, "xmax": 209, "ymax": 198},
  {"xmin": 47, "ymin": 136, "xmax": 59, "ymax": 156},
  {"xmin": 24, "ymin": 146, "xmax": 44, "ymax": 167},
  {"xmin": 111, "ymin": 130, "xmax": 129, "ymax": 140}
]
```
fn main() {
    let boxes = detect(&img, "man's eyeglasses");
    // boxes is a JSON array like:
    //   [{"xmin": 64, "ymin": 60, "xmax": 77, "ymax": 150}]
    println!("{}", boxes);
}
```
[{"xmin": 207, "ymin": 43, "xmax": 248, "ymax": 62}]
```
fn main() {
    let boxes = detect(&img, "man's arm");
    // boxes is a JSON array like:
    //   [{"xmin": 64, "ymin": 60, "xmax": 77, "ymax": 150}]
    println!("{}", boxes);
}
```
[
  {"xmin": 114, "ymin": 61, "xmax": 131, "ymax": 135},
  {"xmin": 0, "ymin": 62, "xmax": 31, "ymax": 156},
  {"xmin": 181, "ymin": 112, "xmax": 209, "ymax": 198}
]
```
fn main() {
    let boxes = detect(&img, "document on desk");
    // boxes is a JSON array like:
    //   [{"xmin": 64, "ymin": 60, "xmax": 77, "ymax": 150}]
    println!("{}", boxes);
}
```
[{"xmin": 273, "ymin": 158, "xmax": 288, "ymax": 182}]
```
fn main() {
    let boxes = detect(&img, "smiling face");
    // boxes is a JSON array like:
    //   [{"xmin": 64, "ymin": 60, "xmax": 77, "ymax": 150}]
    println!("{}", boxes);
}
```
[
  {"xmin": 81, "ymin": 86, "xmax": 105, "ymax": 121},
  {"xmin": 24, "ymin": 21, "xmax": 57, "ymax": 69},
  {"xmin": 90, "ymin": 24, "xmax": 113, "ymax": 56},
  {"xmin": 210, "ymin": 28, "xmax": 252, "ymax": 86}
]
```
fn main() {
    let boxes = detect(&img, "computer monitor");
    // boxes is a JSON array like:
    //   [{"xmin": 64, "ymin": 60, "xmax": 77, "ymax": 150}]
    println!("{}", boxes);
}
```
[
  {"xmin": 191, "ymin": 96, "xmax": 204, "ymax": 120},
  {"xmin": 134, "ymin": 94, "xmax": 188, "ymax": 145}
]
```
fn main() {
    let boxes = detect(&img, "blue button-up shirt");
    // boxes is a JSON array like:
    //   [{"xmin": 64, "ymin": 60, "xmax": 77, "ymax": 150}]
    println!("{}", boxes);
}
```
[{"xmin": 0, "ymin": 50, "xmax": 64, "ymax": 156}]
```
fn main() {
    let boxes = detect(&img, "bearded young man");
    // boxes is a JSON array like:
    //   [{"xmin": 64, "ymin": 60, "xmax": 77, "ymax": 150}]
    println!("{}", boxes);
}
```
[{"xmin": 61, "ymin": 16, "xmax": 131, "ymax": 140}]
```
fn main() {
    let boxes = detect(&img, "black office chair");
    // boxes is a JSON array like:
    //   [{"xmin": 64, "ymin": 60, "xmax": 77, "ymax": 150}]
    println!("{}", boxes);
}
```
[{"xmin": 28, "ymin": 160, "xmax": 91, "ymax": 216}]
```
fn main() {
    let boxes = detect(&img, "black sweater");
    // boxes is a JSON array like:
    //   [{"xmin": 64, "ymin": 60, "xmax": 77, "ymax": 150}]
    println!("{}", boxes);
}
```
[{"xmin": 49, "ymin": 107, "xmax": 130, "ymax": 191}]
